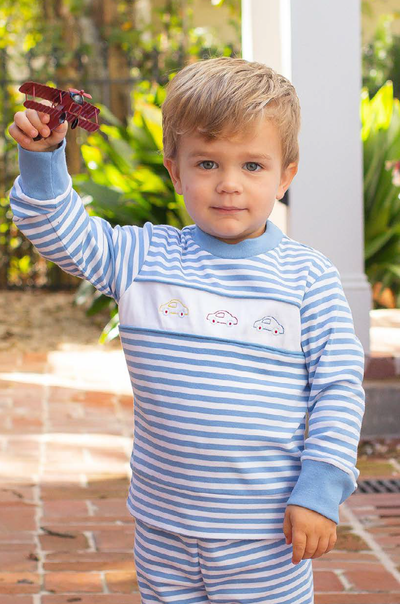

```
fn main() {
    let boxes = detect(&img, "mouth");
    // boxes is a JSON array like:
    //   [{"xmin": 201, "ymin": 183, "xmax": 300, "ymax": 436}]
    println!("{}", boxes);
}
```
[{"xmin": 211, "ymin": 206, "xmax": 245, "ymax": 213}]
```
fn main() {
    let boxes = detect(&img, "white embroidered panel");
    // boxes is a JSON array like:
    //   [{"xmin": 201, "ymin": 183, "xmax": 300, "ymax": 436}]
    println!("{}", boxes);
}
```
[{"xmin": 118, "ymin": 280, "xmax": 302, "ymax": 353}]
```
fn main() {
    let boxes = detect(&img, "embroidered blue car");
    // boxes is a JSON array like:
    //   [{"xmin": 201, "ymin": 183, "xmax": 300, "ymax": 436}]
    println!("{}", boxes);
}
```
[{"xmin": 253, "ymin": 316, "xmax": 284, "ymax": 335}]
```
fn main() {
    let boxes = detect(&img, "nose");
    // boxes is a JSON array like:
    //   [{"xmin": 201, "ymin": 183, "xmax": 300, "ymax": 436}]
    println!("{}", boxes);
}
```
[{"xmin": 216, "ymin": 171, "xmax": 243, "ymax": 195}]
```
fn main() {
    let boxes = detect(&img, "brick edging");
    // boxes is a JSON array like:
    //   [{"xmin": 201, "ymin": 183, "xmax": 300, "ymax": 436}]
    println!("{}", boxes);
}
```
[{"xmin": 365, "ymin": 353, "xmax": 400, "ymax": 380}]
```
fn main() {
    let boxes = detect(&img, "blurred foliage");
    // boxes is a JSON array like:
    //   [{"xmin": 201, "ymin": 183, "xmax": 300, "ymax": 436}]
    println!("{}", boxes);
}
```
[
  {"xmin": 361, "ymin": 2, "xmax": 400, "ymax": 308},
  {"xmin": 1, "ymin": 0, "xmax": 240, "ymax": 289},
  {"xmin": 110, "ymin": 0, "xmax": 240, "ymax": 84},
  {"xmin": 362, "ymin": 81, "xmax": 400, "ymax": 308},
  {"xmin": 75, "ymin": 81, "xmax": 191, "ymax": 229},
  {"xmin": 362, "ymin": 5, "xmax": 400, "ymax": 99}
]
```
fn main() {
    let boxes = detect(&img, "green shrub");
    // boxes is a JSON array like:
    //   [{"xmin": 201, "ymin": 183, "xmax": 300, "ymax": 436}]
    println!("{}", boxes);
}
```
[{"xmin": 362, "ymin": 80, "xmax": 400, "ymax": 307}]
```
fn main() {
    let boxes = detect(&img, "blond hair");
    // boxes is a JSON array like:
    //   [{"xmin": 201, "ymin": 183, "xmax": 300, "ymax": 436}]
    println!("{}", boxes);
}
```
[{"xmin": 161, "ymin": 56, "xmax": 301, "ymax": 170}]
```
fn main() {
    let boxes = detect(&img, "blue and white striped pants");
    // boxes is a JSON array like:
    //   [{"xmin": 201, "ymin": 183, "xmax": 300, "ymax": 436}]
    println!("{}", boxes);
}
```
[{"xmin": 134, "ymin": 519, "xmax": 314, "ymax": 604}]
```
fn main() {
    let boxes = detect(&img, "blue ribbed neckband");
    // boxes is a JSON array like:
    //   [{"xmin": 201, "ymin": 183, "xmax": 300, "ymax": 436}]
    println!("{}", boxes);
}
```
[{"xmin": 191, "ymin": 220, "xmax": 284, "ymax": 259}]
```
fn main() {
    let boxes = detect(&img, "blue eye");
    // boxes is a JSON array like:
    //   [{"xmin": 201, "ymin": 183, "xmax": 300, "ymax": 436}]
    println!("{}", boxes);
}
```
[
  {"xmin": 245, "ymin": 162, "xmax": 262, "ymax": 172},
  {"xmin": 199, "ymin": 161, "xmax": 216, "ymax": 170}
]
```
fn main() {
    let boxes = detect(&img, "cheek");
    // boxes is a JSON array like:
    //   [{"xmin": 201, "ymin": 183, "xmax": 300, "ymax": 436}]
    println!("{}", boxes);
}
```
[
  {"xmin": 184, "ymin": 181, "xmax": 203, "ymax": 198},
  {"xmin": 182, "ymin": 174, "xmax": 209, "ymax": 201}
]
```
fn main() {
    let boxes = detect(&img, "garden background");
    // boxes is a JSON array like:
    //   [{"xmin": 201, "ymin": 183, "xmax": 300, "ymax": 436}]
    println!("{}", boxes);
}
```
[
  {"xmin": 2, "ymin": 2, "xmax": 400, "ymax": 601},
  {"xmin": 1, "ymin": 0, "xmax": 400, "ymax": 347}
]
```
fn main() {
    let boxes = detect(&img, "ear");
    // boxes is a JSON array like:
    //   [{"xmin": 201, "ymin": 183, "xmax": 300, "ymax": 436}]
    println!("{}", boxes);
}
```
[
  {"xmin": 163, "ymin": 157, "xmax": 183, "ymax": 195},
  {"xmin": 277, "ymin": 162, "xmax": 298, "ymax": 201}
]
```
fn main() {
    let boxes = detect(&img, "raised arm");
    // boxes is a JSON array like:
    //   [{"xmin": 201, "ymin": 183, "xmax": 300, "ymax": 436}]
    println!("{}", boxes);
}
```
[{"xmin": 9, "ymin": 108, "xmax": 152, "ymax": 301}]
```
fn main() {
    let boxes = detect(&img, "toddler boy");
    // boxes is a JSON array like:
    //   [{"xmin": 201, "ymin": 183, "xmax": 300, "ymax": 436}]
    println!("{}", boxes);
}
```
[{"xmin": 9, "ymin": 57, "xmax": 365, "ymax": 604}]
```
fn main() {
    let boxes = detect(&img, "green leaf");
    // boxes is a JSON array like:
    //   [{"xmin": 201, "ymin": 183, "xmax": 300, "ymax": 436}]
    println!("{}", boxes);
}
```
[
  {"xmin": 383, "ymin": 263, "xmax": 400, "ymax": 279},
  {"xmin": 133, "ymin": 167, "xmax": 168, "ymax": 194},
  {"xmin": 74, "ymin": 280, "xmax": 96, "ymax": 306},
  {"xmin": 365, "ymin": 224, "xmax": 400, "ymax": 260},
  {"xmin": 81, "ymin": 145, "xmax": 103, "ymax": 169},
  {"xmin": 99, "ymin": 313, "xmax": 120, "ymax": 344},
  {"xmin": 86, "ymin": 293, "xmax": 112, "ymax": 317},
  {"xmin": 370, "ymin": 80, "xmax": 393, "ymax": 130},
  {"xmin": 96, "ymin": 103, "xmax": 124, "ymax": 127},
  {"xmin": 137, "ymin": 102, "xmax": 163, "ymax": 150}
]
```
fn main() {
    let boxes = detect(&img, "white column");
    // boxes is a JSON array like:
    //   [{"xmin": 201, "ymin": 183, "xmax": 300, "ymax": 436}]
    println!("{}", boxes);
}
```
[{"xmin": 242, "ymin": 0, "xmax": 372, "ymax": 354}]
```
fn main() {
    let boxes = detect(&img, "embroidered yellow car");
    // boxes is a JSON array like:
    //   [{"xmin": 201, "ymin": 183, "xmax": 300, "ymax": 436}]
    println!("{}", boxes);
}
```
[{"xmin": 159, "ymin": 299, "xmax": 189, "ymax": 318}]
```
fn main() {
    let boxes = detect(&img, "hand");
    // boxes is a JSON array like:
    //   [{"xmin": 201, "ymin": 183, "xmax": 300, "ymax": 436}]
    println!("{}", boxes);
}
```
[
  {"xmin": 8, "ymin": 100, "xmax": 68, "ymax": 152},
  {"xmin": 283, "ymin": 505, "xmax": 337, "ymax": 565}
]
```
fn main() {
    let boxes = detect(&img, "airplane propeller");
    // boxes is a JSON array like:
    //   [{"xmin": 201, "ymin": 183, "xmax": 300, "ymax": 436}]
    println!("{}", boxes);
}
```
[{"xmin": 69, "ymin": 88, "xmax": 92, "ymax": 99}]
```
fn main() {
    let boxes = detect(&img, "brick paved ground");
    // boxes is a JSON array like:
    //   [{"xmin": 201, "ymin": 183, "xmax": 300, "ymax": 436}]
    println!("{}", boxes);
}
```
[{"xmin": 1, "ymin": 348, "xmax": 400, "ymax": 603}]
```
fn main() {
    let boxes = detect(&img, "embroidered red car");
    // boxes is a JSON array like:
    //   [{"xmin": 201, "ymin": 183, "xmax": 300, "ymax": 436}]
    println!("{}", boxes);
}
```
[{"xmin": 206, "ymin": 310, "xmax": 238, "ymax": 327}]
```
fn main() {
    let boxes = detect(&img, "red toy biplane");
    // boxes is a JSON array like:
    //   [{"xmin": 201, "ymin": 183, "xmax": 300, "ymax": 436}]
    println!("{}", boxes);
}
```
[{"xmin": 19, "ymin": 81, "xmax": 100, "ymax": 141}]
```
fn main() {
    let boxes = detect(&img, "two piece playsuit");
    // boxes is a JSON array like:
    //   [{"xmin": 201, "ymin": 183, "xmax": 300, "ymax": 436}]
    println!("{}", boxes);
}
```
[{"xmin": 10, "ymin": 140, "xmax": 365, "ymax": 603}]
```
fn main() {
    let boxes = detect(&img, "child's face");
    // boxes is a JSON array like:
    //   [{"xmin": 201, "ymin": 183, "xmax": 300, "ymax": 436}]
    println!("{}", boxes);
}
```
[{"xmin": 164, "ymin": 119, "xmax": 298, "ymax": 244}]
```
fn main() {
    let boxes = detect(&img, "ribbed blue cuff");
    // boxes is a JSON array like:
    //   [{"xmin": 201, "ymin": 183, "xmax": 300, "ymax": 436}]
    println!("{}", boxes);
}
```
[
  {"xmin": 18, "ymin": 138, "xmax": 69, "ymax": 201},
  {"xmin": 286, "ymin": 459, "xmax": 356, "ymax": 524}
]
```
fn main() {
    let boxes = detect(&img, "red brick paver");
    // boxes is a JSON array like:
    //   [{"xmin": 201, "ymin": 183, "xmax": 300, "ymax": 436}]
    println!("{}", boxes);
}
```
[{"xmin": 1, "ymin": 348, "xmax": 400, "ymax": 603}]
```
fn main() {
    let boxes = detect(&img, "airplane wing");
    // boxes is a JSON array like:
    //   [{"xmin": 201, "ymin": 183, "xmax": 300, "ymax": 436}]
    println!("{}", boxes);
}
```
[
  {"xmin": 23, "ymin": 100, "xmax": 64, "ymax": 118},
  {"xmin": 79, "ymin": 101, "xmax": 100, "ymax": 120},
  {"xmin": 66, "ymin": 102, "xmax": 100, "ymax": 121},
  {"xmin": 19, "ymin": 82, "xmax": 66, "ymax": 104},
  {"xmin": 64, "ymin": 113, "xmax": 100, "ymax": 133},
  {"xmin": 23, "ymin": 101, "xmax": 99, "ymax": 133}
]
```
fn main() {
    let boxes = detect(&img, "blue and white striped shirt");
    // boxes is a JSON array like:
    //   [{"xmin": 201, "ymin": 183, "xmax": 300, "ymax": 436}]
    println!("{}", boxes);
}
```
[{"xmin": 10, "ymin": 139, "xmax": 365, "ymax": 539}]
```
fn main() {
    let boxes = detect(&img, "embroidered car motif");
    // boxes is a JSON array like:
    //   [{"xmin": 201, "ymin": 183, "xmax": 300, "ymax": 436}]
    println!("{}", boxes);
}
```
[
  {"xmin": 206, "ymin": 310, "xmax": 238, "ymax": 327},
  {"xmin": 159, "ymin": 299, "xmax": 189, "ymax": 318},
  {"xmin": 253, "ymin": 316, "xmax": 284, "ymax": 335}
]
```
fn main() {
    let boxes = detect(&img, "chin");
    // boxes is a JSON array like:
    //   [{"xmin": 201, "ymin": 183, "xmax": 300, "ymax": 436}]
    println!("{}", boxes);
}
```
[
  {"xmin": 213, "ymin": 228, "xmax": 246, "ymax": 241},
  {"xmin": 210, "ymin": 222, "xmax": 246, "ymax": 236},
  {"xmin": 213, "ymin": 229, "xmax": 249, "ymax": 244}
]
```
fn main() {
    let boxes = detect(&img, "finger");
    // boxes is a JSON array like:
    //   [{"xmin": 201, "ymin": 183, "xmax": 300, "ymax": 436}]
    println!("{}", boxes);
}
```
[
  {"xmin": 283, "ymin": 511, "xmax": 292, "ymax": 545},
  {"xmin": 8, "ymin": 122, "xmax": 34, "ymax": 147},
  {"xmin": 36, "ymin": 99, "xmax": 56, "ymax": 126},
  {"xmin": 311, "ymin": 537, "xmax": 330, "ymax": 559},
  {"xmin": 15, "ymin": 110, "xmax": 49, "ymax": 139},
  {"xmin": 326, "ymin": 533, "xmax": 337, "ymax": 554},
  {"xmin": 302, "ymin": 536, "xmax": 319, "ymax": 560},
  {"xmin": 25, "ymin": 109, "xmax": 53, "ymax": 138},
  {"xmin": 49, "ymin": 122, "xmax": 69, "ymax": 140},
  {"xmin": 37, "ymin": 110, "xmax": 51, "ymax": 125},
  {"xmin": 291, "ymin": 531, "xmax": 306, "ymax": 565},
  {"xmin": 31, "ymin": 115, "xmax": 67, "ymax": 141},
  {"xmin": 14, "ymin": 111, "xmax": 42, "ymax": 139},
  {"xmin": 42, "ymin": 121, "xmax": 69, "ymax": 146},
  {"xmin": 53, "ymin": 122, "xmax": 68, "ymax": 133},
  {"xmin": 25, "ymin": 108, "xmax": 50, "ymax": 129}
]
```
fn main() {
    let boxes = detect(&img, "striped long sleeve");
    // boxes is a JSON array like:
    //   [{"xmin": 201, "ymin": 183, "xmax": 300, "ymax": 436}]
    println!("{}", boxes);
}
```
[
  {"xmin": 9, "ymin": 138, "xmax": 366, "ymax": 539},
  {"xmin": 9, "ymin": 140, "xmax": 152, "ymax": 302},
  {"xmin": 286, "ymin": 264, "xmax": 365, "ymax": 523}
]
